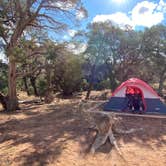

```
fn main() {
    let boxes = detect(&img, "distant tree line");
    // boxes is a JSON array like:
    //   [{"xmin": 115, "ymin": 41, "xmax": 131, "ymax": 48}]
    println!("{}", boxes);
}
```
[{"xmin": 83, "ymin": 23, "xmax": 166, "ymax": 98}]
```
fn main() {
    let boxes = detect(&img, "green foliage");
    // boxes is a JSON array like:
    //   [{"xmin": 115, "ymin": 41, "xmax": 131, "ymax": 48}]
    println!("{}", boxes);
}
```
[
  {"xmin": 53, "ymin": 54, "xmax": 84, "ymax": 95},
  {"xmin": 141, "ymin": 25, "xmax": 166, "ymax": 95},
  {"xmin": 36, "ymin": 77, "xmax": 47, "ymax": 96},
  {"xmin": 0, "ymin": 62, "xmax": 8, "ymax": 94},
  {"xmin": 95, "ymin": 79, "xmax": 111, "ymax": 90},
  {"xmin": 81, "ymin": 79, "xmax": 89, "ymax": 91}
]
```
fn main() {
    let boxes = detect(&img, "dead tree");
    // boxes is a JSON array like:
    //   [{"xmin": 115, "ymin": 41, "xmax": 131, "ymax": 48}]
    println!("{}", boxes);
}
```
[{"xmin": 79, "ymin": 101, "xmax": 143, "ymax": 157}]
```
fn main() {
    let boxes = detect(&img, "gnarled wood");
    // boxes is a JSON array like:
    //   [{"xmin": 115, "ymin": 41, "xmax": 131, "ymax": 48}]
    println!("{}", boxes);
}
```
[
  {"xmin": 79, "ymin": 101, "xmax": 143, "ymax": 158},
  {"xmin": 7, "ymin": 59, "xmax": 19, "ymax": 111}
]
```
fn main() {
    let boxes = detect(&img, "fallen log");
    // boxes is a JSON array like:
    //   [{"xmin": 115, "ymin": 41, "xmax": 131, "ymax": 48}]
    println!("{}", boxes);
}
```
[{"xmin": 79, "ymin": 100, "xmax": 143, "ymax": 159}]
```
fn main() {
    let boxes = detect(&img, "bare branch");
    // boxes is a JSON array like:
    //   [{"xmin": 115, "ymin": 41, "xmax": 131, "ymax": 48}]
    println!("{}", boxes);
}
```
[
  {"xmin": 37, "ymin": 14, "xmax": 64, "ymax": 26},
  {"xmin": 16, "ymin": 64, "xmax": 45, "ymax": 78}
]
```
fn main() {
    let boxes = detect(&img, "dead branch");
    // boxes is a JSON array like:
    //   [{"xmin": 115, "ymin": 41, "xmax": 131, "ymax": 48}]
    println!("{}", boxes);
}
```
[
  {"xmin": 79, "ymin": 101, "xmax": 143, "ymax": 160},
  {"xmin": 16, "ymin": 64, "xmax": 45, "ymax": 78}
]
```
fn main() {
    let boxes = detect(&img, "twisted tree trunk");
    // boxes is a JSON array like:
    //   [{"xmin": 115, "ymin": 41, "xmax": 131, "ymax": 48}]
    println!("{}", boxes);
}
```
[{"xmin": 7, "ymin": 58, "xmax": 19, "ymax": 111}]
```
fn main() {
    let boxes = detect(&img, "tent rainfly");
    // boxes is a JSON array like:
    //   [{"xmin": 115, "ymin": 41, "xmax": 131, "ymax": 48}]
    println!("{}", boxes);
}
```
[{"xmin": 104, "ymin": 78, "xmax": 166, "ymax": 114}]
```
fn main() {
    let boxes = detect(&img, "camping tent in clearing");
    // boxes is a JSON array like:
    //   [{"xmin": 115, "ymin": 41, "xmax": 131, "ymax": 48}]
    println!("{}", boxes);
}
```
[{"xmin": 104, "ymin": 78, "xmax": 166, "ymax": 114}]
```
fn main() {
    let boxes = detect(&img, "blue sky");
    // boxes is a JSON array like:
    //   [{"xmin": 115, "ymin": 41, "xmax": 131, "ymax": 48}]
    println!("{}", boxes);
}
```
[
  {"xmin": 61, "ymin": 0, "xmax": 166, "ymax": 41},
  {"xmin": 83, "ymin": 0, "xmax": 166, "ymax": 28},
  {"xmin": 60, "ymin": 0, "xmax": 166, "ymax": 54},
  {"xmin": 1, "ymin": 0, "xmax": 166, "ymax": 61}
]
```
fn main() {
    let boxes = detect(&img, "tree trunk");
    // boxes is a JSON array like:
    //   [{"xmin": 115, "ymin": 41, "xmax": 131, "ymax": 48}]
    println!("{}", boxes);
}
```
[
  {"xmin": 30, "ymin": 76, "xmax": 38, "ymax": 96},
  {"xmin": 23, "ymin": 76, "xmax": 30, "ymax": 96},
  {"xmin": 109, "ymin": 73, "xmax": 117, "ymax": 92},
  {"xmin": 85, "ymin": 65, "xmax": 95, "ymax": 100},
  {"xmin": 158, "ymin": 68, "xmax": 166, "ymax": 96},
  {"xmin": 44, "ymin": 64, "xmax": 54, "ymax": 103},
  {"xmin": 85, "ymin": 82, "xmax": 93, "ymax": 100},
  {"xmin": 158, "ymin": 74, "xmax": 165, "ymax": 96},
  {"xmin": 7, "ymin": 59, "xmax": 19, "ymax": 111},
  {"xmin": 105, "ymin": 61, "xmax": 117, "ymax": 92}
]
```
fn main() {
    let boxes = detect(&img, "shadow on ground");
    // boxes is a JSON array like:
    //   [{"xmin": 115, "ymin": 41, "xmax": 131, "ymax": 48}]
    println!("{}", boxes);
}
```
[{"xmin": 0, "ymin": 99, "xmax": 166, "ymax": 165}]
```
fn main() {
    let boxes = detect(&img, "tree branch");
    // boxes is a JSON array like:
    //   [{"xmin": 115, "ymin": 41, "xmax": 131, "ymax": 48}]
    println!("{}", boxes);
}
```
[{"xmin": 16, "ymin": 64, "xmax": 45, "ymax": 78}]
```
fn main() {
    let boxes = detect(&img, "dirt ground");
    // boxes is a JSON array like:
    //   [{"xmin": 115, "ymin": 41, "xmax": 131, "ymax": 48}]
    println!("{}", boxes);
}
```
[{"xmin": 0, "ymin": 92, "xmax": 166, "ymax": 166}]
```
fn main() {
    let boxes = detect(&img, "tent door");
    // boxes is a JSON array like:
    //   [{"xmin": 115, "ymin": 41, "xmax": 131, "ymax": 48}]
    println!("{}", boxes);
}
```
[{"xmin": 124, "ymin": 86, "xmax": 146, "ymax": 112}]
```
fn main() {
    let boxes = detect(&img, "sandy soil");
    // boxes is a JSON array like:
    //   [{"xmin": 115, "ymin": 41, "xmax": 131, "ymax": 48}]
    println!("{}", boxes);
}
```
[{"xmin": 0, "ymin": 92, "xmax": 166, "ymax": 166}]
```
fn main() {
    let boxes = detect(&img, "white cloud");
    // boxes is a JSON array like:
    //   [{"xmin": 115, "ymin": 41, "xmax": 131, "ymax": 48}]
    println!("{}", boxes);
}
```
[
  {"xmin": 51, "ymin": 1, "xmax": 74, "ymax": 11},
  {"xmin": 93, "ymin": 12, "xmax": 133, "ymax": 28},
  {"xmin": 0, "ymin": 52, "xmax": 4, "ymax": 59},
  {"xmin": 131, "ymin": 1, "xmax": 164, "ymax": 28},
  {"xmin": 68, "ymin": 29, "xmax": 77, "ymax": 37},
  {"xmin": 76, "ymin": 11, "xmax": 85, "ymax": 20},
  {"xmin": 92, "ymin": 0, "xmax": 166, "ymax": 29},
  {"xmin": 76, "ymin": 43, "xmax": 87, "ymax": 54},
  {"xmin": 63, "ymin": 35, "xmax": 70, "ymax": 40},
  {"xmin": 76, "ymin": 8, "xmax": 87, "ymax": 20},
  {"xmin": 157, "ymin": 0, "xmax": 166, "ymax": 11},
  {"xmin": 62, "ymin": 29, "xmax": 77, "ymax": 41},
  {"xmin": 0, "ymin": 52, "xmax": 7, "ymax": 63},
  {"xmin": 67, "ymin": 43, "xmax": 87, "ymax": 54}
]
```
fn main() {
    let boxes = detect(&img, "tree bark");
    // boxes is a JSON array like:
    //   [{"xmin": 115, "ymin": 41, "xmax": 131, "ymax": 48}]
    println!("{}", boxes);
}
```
[
  {"xmin": 30, "ymin": 76, "xmax": 38, "ymax": 96},
  {"xmin": 7, "ymin": 58, "xmax": 19, "ymax": 111},
  {"xmin": 85, "ymin": 82, "xmax": 93, "ymax": 100},
  {"xmin": 105, "ymin": 61, "xmax": 117, "ymax": 91},
  {"xmin": 109, "ymin": 73, "xmax": 117, "ymax": 91},
  {"xmin": 23, "ymin": 76, "xmax": 30, "ymax": 96},
  {"xmin": 44, "ymin": 64, "xmax": 54, "ymax": 103},
  {"xmin": 158, "ymin": 78, "xmax": 164, "ymax": 96},
  {"xmin": 85, "ymin": 65, "xmax": 95, "ymax": 100},
  {"xmin": 158, "ymin": 69, "xmax": 166, "ymax": 96}
]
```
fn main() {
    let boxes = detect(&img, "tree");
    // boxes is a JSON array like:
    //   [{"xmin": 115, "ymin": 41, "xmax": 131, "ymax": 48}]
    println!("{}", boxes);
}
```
[
  {"xmin": 0, "ymin": 0, "xmax": 87, "ymax": 111},
  {"xmin": 43, "ymin": 41, "xmax": 67, "ymax": 102},
  {"xmin": 16, "ymin": 34, "xmax": 46, "ymax": 96},
  {"xmin": 116, "ymin": 29, "xmax": 144, "ymax": 82},
  {"xmin": 84, "ymin": 22, "xmax": 123, "ymax": 99},
  {"xmin": 0, "ymin": 61, "xmax": 8, "ymax": 110},
  {"xmin": 0, "ymin": 61, "xmax": 8, "ymax": 94},
  {"xmin": 53, "ymin": 52, "xmax": 83, "ymax": 96},
  {"xmin": 141, "ymin": 25, "xmax": 166, "ymax": 96}
]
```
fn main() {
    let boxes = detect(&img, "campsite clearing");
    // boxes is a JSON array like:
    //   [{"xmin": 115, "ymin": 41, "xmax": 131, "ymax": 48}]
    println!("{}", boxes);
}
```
[{"xmin": 0, "ymin": 91, "xmax": 166, "ymax": 166}]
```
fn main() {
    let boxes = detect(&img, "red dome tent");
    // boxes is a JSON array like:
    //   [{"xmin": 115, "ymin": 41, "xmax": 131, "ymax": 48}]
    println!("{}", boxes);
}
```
[{"xmin": 104, "ymin": 78, "xmax": 166, "ymax": 114}]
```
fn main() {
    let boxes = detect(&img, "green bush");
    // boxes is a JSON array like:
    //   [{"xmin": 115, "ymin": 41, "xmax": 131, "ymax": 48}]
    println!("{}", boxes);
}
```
[
  {"xmin": 0, "ymin": 62, "xmax": 8, "ymax": 94},
  {"xmin": 53, "ymin": 54, "xmax": 84, "ymax": 95},
  {"xmin": 36, "ymin": 77, "xmax": 47, "ymax": 96},
  {"xmin": 96, "ymin": 79, "xmax": 111, "ymax": 90}
]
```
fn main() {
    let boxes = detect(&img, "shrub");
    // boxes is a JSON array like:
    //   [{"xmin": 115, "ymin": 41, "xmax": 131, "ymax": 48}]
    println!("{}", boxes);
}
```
[{"xmin": 53, "ymin": 54, "xmax": 83, "ymax": 96}]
